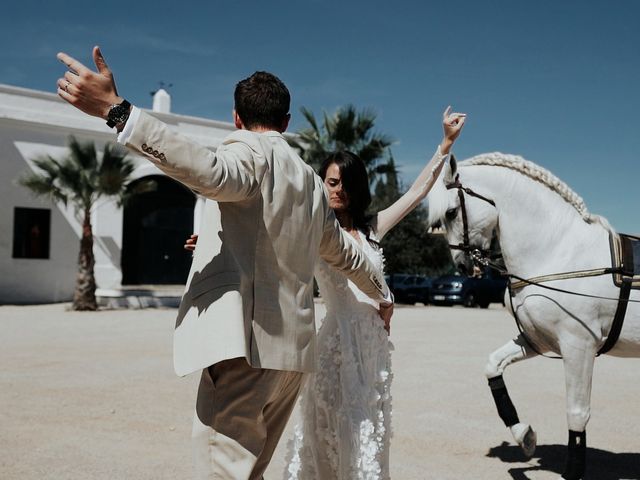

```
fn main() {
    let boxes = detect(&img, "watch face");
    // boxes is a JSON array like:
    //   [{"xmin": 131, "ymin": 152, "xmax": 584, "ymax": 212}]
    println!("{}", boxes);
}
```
[
  {"xmin": 107, "ymin": 101, "xmax": 131, "ymax": 126},
  {"xmin": 110, "ymin": 105, "xmax": 127, "ymax": 122}
]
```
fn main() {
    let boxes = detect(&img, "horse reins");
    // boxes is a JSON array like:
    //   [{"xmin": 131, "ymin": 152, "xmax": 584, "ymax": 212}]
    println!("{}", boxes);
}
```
[
  {"xmin": 493, "ymin": 259, "xmax": 633, "ymax": 358},
  {"xmin": 444, "ymin": 176, "xmax": 638, "ymax": 358}
]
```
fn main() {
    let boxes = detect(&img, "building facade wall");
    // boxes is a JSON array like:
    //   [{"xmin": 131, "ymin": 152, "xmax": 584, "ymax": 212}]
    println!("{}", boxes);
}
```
[
  {"xmin": 0, "ymin": 121, "xmax": 80, "ymax": 303},
  {"xmin": 0, "ymin": 84, "xmax": 235, "ymax": 304}
]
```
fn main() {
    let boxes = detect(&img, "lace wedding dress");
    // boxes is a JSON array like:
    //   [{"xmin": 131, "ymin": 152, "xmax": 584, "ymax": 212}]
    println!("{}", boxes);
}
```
[{"xmin": 285, "ymin": 230, "xmax": 393, "ymax": 480}]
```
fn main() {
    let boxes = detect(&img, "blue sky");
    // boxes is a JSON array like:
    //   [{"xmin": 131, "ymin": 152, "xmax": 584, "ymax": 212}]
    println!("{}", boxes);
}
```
[{"xmin": 2, "ymin": 1, "xmax": 638, "ymax": 232}]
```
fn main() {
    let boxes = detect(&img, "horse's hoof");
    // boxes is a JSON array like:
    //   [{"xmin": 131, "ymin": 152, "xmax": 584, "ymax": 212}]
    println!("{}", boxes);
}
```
[
  {"xmin": 521, "ymin": 426, "xmax": 537, "ymax": 458},
  {"xmin": 510, "ymin": 423, "xmax": 537, "ymax": 458}
]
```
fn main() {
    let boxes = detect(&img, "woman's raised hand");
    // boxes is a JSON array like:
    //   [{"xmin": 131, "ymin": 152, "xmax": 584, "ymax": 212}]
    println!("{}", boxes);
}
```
[{"xmin": 440, "ymin": 106, "xmax": 467, "ymax": 154}]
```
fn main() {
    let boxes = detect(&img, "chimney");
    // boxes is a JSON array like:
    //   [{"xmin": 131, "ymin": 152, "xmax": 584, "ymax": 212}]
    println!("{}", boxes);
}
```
[{"xmin": 152, "ymin": 89, "xmax": 171, "ymax": 113}]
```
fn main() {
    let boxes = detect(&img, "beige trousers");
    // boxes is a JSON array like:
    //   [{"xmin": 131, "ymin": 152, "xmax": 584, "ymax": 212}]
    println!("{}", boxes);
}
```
[{"xmin": 192, "ymin": 357, "xmax": 305, "ymax": 480}]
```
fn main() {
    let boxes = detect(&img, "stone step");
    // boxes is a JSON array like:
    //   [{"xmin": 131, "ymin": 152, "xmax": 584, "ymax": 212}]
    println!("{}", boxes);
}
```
[{"xmin": 96, "ymin": 285, "xmax": 184, "ymax": 309}]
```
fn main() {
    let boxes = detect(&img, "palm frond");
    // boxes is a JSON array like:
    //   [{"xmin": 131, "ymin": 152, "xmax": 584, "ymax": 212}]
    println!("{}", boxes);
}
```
[
  {"xmin": 322, "ymin": 110, "xmax": 335, "ymax": 149},
  {"xmin": 300, "ymin": 107, "xmax": 320, "ymax": 134},
  {"xmin": 68, "ymin": 136, "xmax": 98, "ymax": 171},
  {"xmin": 98, "ymin": 143, "xmax": 135, "ymax": 196},
  {"xmin": 17, "ymin": 137, "xmax": 134, "ymax": 212},
  {"xmin": 18, "ymin": 172, "xmax": 69, "ymax": 206},
  {"xmin": 295, "ymin": 104, "xmax": 395, "ymax": 179},
  {"xmin": 373, "ymin": 161, "xmax": 398, "ymax": 176},
  {"xmin": 31, "ymin": 155, "xmax": 62, "ymax": 179},
  {"xmin": 356, "ymin": 135, "xmax": 393, "ymax": 171}
]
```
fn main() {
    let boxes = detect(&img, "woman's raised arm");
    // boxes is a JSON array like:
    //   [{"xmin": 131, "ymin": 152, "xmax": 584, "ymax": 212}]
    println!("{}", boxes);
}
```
[{"xmin": 375, "ymin": 106, "xmax": 466, "ymax": 239}]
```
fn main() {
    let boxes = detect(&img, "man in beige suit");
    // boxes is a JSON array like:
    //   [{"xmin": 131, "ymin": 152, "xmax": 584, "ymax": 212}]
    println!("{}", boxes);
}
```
[{"xmin": 56, "ymin": 47, "xmax": 392, "ymax": 479}]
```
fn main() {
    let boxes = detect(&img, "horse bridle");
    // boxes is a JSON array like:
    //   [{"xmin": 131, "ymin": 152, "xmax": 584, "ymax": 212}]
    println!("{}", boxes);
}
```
[
  {"xmin": 445, "ymin": 174, "xmax": 639, "ymax": 359},
  {"xmin": 443, "ymin": 173, "xmax": 637, "ymax": 298},
  {"xmin": 445, "ymin": 173, "xmax": 497, "ymax": 266}
]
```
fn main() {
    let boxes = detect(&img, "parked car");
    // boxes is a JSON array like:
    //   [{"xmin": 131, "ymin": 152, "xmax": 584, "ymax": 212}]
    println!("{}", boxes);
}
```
[
  {"xmin": 429, "ymin": 268, "xmax": 508, "ymax": 308},
  {"xmin": 403, "ymin": 276, "xmax": 433, "ymax": 304},
  {"xmin": 385, "ymin": 274, "xmax": 411, "ymax": 303},
  {"xmin": 386, "ymin": 274, "xmax": 432, "ymax": 304}
]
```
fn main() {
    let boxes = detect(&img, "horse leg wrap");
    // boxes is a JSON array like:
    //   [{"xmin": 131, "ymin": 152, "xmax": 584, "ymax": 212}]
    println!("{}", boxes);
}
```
[
  {"xmin": 488, "ymin": 375, "xmax": 519, "ymax": 427},
  {"xmin": 562, "ymin": 430, "xmax": 586, "ymax": 480}
]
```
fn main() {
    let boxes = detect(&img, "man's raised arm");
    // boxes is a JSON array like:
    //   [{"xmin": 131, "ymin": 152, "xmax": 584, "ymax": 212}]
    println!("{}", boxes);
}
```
[{"xmin": 56, "ymin": 47, "xmax": 259, "ymax": 202}]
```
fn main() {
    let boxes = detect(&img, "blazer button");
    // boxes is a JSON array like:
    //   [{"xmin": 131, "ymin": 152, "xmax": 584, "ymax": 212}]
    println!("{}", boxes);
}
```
[
  {"xmin": 153, "ymin": 150, "xmax": 159, "ymax": 157},
  {"xmin": 141, "ymin": 143, "xmax": 148, "ymax": 149},
  {"xmin": 159, "ymin": 153, "xmax": 166, "ymax": 161}
]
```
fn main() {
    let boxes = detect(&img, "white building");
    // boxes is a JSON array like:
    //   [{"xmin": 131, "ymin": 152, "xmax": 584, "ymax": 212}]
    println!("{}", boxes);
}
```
[{"xmin": 0, "ymin": 84, "xmax": 236, "ymax": 305}]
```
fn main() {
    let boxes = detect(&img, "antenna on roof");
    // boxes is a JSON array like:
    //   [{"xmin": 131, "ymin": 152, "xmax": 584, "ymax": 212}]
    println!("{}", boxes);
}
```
[{"xmin": 150, "ymin": 81, "xmax": 173, "ymax": 97}]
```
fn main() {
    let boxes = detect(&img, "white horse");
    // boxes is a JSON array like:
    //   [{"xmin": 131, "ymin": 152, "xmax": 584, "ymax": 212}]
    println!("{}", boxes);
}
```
[{"xmin": 427, "ymin": 152, "xmax": 640, "ymax": 480}]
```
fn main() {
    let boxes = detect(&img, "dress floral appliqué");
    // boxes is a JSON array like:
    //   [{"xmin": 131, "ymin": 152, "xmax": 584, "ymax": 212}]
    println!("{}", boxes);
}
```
[{"xmin": 285, "ymin": 231, "xmax": 393, "ymax": 480}]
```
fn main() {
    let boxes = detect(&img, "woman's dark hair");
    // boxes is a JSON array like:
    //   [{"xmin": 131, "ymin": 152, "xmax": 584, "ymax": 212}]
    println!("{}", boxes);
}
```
[{"xmin": 319, "ymin": 151, "xmax": 379, "ymax": 246}]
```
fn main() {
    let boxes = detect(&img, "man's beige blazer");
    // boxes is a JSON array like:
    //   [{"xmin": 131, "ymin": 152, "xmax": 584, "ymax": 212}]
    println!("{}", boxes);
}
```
[{"xmin": 123, "ymin": 111, "xmax": 389, "ymax": 376}]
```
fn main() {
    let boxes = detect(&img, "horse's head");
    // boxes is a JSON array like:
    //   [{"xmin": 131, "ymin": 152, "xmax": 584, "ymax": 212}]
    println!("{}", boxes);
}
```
[{"xmin": 428, "ymin": 156, "xmax": 499, "ymax": 273}]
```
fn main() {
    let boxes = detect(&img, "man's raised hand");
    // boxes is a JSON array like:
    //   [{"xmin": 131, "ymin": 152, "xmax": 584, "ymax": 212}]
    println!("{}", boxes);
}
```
[{"xmin": 56, "ymin": 46, "xmax": 123, "ymax": 119}]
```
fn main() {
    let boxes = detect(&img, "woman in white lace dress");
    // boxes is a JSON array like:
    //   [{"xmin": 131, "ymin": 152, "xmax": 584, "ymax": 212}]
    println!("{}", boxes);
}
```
[{"xmin": 284, "ymin": 107, "xmax": 466, "ymax": 480}]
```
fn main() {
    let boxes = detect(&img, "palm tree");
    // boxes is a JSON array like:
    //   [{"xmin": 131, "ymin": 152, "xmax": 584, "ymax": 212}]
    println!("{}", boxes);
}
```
[
  {"xmin": 19, "ymin": 136, "xmax": 135, "ymax": 311},
  {"xmin": 293, "ymin": 106, "xmax": 453, "ymax": 278},
  {"xmin": 291, "ymin": 105, "xmax": 396, "ymax": 184}
]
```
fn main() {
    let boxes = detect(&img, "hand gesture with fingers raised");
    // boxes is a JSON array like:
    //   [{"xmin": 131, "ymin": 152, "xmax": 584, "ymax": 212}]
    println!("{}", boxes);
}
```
[
  {"xmin": 440, "ymin": 105, "xmax": 467, "ymax": 154},
  {"xmin": 56, "ymin": 46, "xmax": 123, "ymax": 120}
]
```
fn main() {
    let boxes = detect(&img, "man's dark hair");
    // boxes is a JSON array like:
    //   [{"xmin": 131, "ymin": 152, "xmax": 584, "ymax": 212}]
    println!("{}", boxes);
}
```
[{"xmin": 234, "ymin": 71, "xmax": 290, "ymax": 130}]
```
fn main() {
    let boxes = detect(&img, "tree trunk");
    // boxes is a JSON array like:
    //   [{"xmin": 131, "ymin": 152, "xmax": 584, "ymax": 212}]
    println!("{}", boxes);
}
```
[{"xmin": 72, "ymin": 207, "xmax": 97, "ymax": 311}]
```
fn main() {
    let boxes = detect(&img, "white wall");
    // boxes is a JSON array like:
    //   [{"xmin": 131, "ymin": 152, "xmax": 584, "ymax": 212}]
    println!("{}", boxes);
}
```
[
  {"xmin": 0, "ymin": 123, "xmax": 78, "ymax": 303},
  {"xmin": 0, "ymin": 84, "xmax": 236, "ymax": 304}
]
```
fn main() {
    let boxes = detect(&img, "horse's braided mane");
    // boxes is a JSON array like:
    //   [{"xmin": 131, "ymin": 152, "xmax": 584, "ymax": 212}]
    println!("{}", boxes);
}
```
[{"xmin": 462, "ymin": 152, "xmax": 601, "ymax": 225}]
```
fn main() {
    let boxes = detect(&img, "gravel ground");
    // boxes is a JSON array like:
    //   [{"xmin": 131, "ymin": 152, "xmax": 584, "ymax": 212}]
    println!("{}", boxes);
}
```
[{"xmin": 1, "ymin": 302, "xmax": 638, "ymax": 480}]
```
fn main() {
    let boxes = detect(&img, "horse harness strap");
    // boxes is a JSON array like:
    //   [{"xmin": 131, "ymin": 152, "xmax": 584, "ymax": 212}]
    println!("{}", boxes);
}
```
[
  {"xmin": 506, "ymin": 232, "xmax": 639, "ymax": 358},
  {"xmin": 446, "ymin": 174, "xmax": 496, "ymax": 254},
  {"xmin": 609, "ymin": 233, "xmax": 640, "ymax": 288},
  {"xmin": 597, "ymin": 278, "xmax": 631, "ymax": 355},
  {"xmin": 510, "ymin": 268, "xmax": 617, "ymax": 290},
  {"xmin": 507, "ymin": 273, "xmax": 632, "ymax": 359},
  {"xmin": 447, "ymin": 177, "xmax": 496, "ymax": 207},
  {"xmin": 598, "ymin": 233, "xmax": 639, "ymax": 355}
]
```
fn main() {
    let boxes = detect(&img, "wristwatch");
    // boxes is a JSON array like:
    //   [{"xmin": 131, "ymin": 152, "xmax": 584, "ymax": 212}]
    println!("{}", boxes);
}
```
[{"xmin": 106, "ymin": 99, "xmax": 132, "ymax": 128}]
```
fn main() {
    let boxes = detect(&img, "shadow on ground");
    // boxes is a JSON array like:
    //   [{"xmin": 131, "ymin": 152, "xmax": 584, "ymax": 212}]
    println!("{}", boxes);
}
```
[{"xmin": 486, "ymin": 442, "xmax": 640, "ymax": 479}]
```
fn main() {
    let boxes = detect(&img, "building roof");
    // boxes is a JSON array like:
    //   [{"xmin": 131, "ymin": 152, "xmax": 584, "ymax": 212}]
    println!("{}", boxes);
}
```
[{"xmin": 0, "ymin": 83, "xmax": 236, "ymax": 148}]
